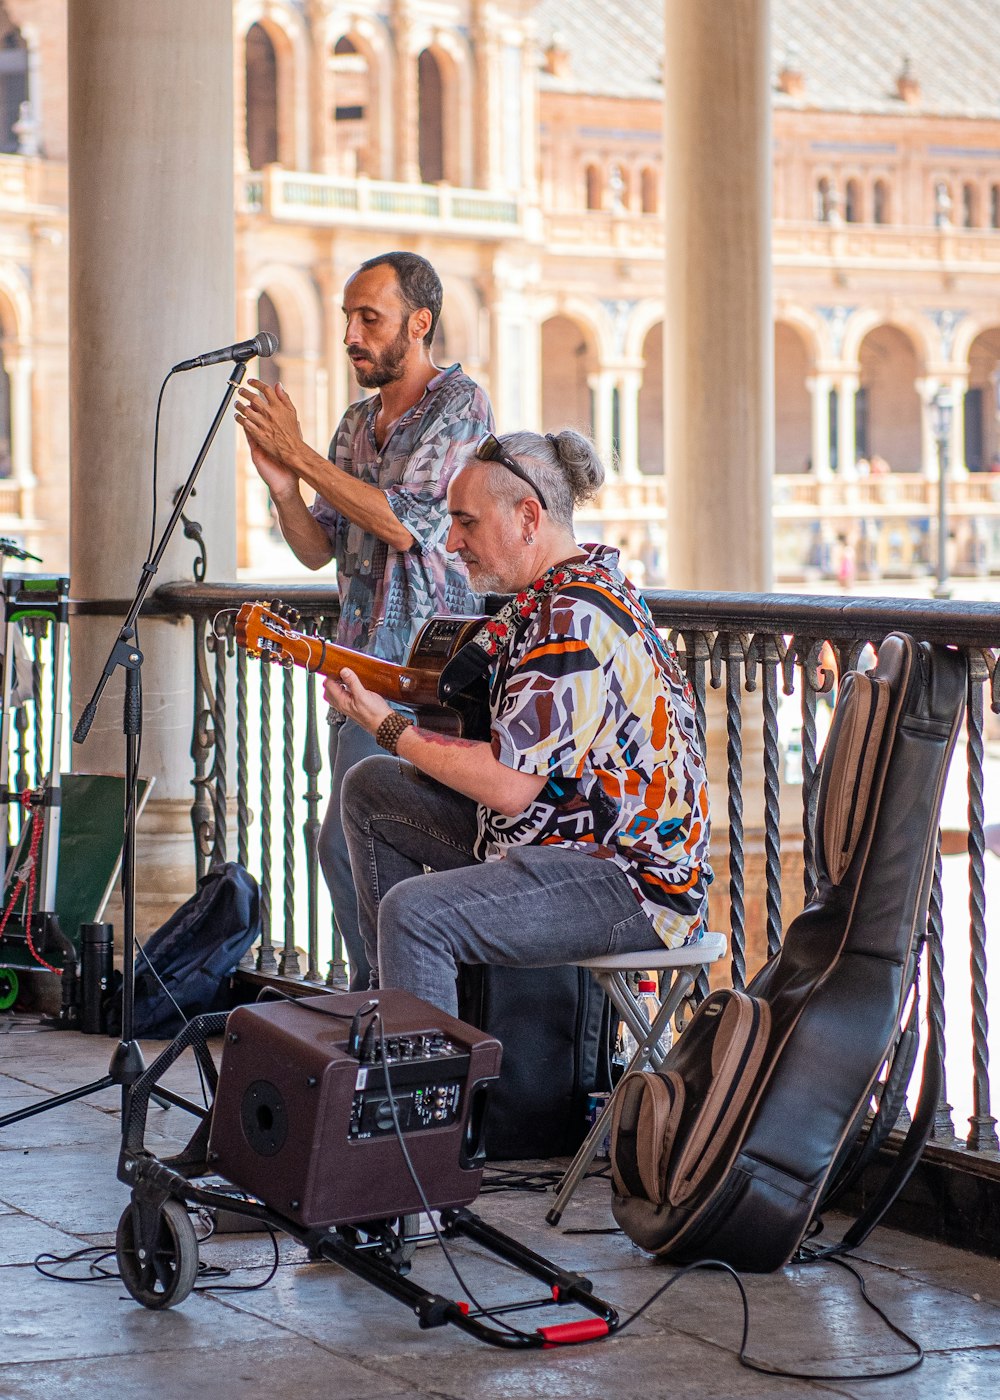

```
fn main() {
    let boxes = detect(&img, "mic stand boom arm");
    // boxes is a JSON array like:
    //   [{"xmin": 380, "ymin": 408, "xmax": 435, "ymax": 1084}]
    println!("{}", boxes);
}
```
[{"xmin": 0, "ymin": 361, "xmax": 249, "ymax": 1132}]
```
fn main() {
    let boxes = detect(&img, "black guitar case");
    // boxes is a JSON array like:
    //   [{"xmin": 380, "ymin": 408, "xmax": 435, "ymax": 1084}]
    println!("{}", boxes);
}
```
[{"xmin": 609, "ymin": 633, "xmax": 966, "ymax": 1271}]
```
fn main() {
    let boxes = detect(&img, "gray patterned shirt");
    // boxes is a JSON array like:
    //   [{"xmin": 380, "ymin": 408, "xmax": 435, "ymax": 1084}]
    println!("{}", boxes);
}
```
[{"xmin": 310, "ymin": 364, "xmax": 494, "ymax": 664}]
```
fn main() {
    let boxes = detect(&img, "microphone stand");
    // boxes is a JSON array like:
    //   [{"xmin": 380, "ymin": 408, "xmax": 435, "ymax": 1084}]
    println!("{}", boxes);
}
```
[{"xmin": 0, "ymin": 361, "xmax": 248, "ymax": 1131}]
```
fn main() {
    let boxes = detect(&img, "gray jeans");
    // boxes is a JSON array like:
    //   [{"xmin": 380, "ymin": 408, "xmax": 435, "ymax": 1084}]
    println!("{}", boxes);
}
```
[
  {"xmin": 342, "ymin": 754, "xmax": 663, "ymax": 1017},
  {"xmin": 318, "ymin": 717, "xmax": 381, "ymax": 990}
]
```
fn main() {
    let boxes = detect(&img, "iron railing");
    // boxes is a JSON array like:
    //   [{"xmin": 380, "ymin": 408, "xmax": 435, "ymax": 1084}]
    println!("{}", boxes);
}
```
[{"xmin": 154, "ymin": 581, "xmax": 1000, "ymax": 1161}]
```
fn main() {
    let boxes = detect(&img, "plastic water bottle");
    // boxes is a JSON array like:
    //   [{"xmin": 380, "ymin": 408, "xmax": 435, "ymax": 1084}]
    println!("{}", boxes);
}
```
[
  {"xmin": 637, "ymin": 977, "xmax": 665, "ymax": 1048},
  {"xmin": 615, "ymin": 974, "xmax": 664, "ymax": 1073}
]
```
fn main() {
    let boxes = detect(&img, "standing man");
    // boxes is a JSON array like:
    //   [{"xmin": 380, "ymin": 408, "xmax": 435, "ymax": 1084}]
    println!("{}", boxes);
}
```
[
  {"xmin": 235, "ymin": 251, "xmax": 494, "ymax": 989},
  {"xmin": 324, "ymin": 429, "xmax": 712, "ymax": 1017}
]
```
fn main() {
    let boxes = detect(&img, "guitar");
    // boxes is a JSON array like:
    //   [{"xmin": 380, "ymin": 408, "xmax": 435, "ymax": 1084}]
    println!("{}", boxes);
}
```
[{"xmin": 234, "ymin": 601, "xmax": 491, "ymax": 736}]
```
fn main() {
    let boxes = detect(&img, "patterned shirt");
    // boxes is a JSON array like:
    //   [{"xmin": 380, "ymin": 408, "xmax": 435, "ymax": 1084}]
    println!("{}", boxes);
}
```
[
  {"xmin": 477, "ymin": 545, "xmax": 712, "ymax": 947},
  {"xmin": 310, "ymin": 364, "xmax": 494, "ymax": 663}
]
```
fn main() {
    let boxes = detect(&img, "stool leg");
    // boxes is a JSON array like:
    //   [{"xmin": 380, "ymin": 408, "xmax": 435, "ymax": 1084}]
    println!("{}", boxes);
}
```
[{"xmin": 546, "ymin": 1092, "xmax": 616, "ymax": 1227}]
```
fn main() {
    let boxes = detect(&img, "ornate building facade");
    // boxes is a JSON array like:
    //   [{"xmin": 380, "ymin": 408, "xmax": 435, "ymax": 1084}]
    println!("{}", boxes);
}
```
[{"xmin": 2, "ymin": 0, "xmax": 1000, "ymax": 584}]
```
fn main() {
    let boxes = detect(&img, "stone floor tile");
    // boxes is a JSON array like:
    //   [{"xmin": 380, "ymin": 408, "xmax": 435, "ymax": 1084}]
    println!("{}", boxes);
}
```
[{"xmin": 0, "ymin": 1340, "xmax": 414, "ymax": 1400}]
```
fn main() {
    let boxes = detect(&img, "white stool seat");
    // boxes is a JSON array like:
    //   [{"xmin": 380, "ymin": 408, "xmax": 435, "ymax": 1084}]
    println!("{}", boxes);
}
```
[
  {"xmin": 546, "ymin": 931, "xmax": 728, "ymax": 1227},
  {"xmin": 575, "ymin": 931, "xmax": 728, "ymax": 972}
]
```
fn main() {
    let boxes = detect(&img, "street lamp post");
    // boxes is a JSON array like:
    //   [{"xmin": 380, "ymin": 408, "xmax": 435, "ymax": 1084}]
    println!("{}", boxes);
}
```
[{"xmin": 931, "ymin": 386, "xmax": 954, "ymax": 599}]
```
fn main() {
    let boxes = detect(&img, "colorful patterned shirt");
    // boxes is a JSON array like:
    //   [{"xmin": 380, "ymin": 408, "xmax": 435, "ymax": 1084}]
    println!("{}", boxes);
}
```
[
  {"xmin": 477, "ymin": 545, "xmax": 712, "ymax": 947},
  {"xmin": 310, "ymin": 364, "xmax": 494, "ymax": 663}
]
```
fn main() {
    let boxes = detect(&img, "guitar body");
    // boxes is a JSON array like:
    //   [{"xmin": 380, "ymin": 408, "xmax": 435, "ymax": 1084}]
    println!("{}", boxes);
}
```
[{"xmin": 235, "ymin": 603, "xmax": 491, "ymax": 737}]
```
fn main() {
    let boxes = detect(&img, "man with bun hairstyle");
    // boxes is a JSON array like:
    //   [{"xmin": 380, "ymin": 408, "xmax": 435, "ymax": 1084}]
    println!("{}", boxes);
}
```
[
  {"xmin": 235, "ymin": 251, "xmax": 493, "ymax": 990},
  {"xmin": 324, "ymin": 428, "xmax": 712, "ymax": 1016}
]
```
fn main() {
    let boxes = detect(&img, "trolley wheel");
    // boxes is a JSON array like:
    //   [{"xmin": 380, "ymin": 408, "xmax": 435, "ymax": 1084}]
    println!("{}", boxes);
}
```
[
  {"xmin": 116, "ymin": 1199, "xmax": 199, "ymax": 1309},
  {"xmin": 0, "ymin": 967, "xmax": 19, "ymax": 1011}
]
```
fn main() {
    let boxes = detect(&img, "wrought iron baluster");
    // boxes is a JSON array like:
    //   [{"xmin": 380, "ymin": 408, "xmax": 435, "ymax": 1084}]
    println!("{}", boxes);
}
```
[
  {"xmin": 190, "ymin": 614, "xmax": 215, "ymax": 879},
  {"xmin": 714, "ymin": 632, "xmax": 747, "ymax": 991},
  {"xmin": 257, "ymin": 661, "xmax": 277, "ymax": 973},
  {"xmin": 278, "ymin": 663, "xmax": 300, "ymax": 977},
  {"xmin": 235, "ymin": 643, "xmax": 255, "ymax": 971},
  {"xmin": 796, "ymin": 638, "xmax": 825, "ymax": 898},
  {"xmin": 928, "ymin": 845, "xmax": 956, "ymax": 1143},
  {"xmin": 236, "ymin": 644, "xmax": 249, "ymax": 869},
  {"xmin": 758, "ymin": 634, "xmax": 784, "ymax": 958},
  {"xmin": 302, "ymin": 668, "xmax": 322, "ymax": 981},
  {"xmin": 965, "ymin": 656, "xmax": 998, "ymax": 1152},
  {"xmin": 210, "ymin": 627, "xmax": 229, "ymax": 868}
]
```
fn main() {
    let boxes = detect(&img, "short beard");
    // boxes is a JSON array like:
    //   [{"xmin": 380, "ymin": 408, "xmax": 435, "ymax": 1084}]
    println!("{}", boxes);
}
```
[{"xmin": 352, "ymin": 321, "xmax": 412, "ymax": 388}]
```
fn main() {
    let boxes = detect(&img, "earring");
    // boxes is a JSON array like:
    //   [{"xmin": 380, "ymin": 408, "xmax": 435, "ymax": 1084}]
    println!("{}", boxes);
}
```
[{"xmin": 524, "ymin": 532, "xmax": 535, "ymax": 545}]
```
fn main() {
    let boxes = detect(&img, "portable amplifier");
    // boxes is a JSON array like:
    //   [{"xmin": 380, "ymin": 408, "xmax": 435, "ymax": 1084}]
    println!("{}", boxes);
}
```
[{"xmin": 207, "ymin": 989, "xmax": 502, "ymax": 1228}]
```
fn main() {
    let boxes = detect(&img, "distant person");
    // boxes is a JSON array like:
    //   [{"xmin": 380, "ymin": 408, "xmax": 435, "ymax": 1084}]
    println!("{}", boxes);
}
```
[{"xmin": 235, "ymin": 251, "xmax": 494, "ymax": 989}]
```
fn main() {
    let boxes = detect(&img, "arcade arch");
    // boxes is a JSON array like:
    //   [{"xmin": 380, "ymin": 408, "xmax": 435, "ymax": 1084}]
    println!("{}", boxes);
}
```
[
  {"xmin": 966, "ymin": 327, "xmax": 1000, "ymax": 471},
  {"xmin": 540, "ymin": 315, "xmax": 597, "ymax": 437},
  {"xmin": 858, "ymin": 324, "xmax": 923, "ymax": 472},
  {"xmin": 329, "ymin": 36, "xmax": 374, "ymax": 176},
  {"xmin": 774, "ymin": 321, "xmax": 812, "ymax": 473}
]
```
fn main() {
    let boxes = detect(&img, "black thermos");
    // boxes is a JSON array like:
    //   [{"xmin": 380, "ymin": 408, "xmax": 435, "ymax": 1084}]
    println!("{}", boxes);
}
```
[{"xmin": 80, "ymin": 922, "xmax": 113, "ymax": 1034}]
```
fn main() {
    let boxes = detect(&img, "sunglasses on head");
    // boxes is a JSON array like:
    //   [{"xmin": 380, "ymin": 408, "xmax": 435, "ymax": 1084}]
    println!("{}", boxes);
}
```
[{"xmin": 476, "ymin": 432, "xmax": 549, "ymax": 512}]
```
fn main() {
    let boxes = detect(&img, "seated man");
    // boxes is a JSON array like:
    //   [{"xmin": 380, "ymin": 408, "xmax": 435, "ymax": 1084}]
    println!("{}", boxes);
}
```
[{"xmin": 324, "ymin": 428, "xmax": 712, "ymax": 1017}]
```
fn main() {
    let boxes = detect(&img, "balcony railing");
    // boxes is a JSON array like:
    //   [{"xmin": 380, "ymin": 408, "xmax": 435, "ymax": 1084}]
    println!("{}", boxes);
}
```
[
  {"xmin": 154, "ymin": 581, "xmax": 1000, "ymax": 1181},
  {"xmin": 585, "ymin": 472, "xmax": 1000, "ymax": 584},
  {"xmin": 239, "ymin": 168, "xmax": 522, "ymax": 237}
]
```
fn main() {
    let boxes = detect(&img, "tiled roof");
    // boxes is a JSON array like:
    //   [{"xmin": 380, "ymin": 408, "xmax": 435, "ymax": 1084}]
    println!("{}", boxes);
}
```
[{"xmin": 535, "ymin": 0, "xmax": 1000, "ymax": 119}]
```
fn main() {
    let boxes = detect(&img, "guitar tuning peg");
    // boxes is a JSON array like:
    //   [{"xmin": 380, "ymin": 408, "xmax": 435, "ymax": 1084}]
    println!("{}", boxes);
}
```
[{"xmin": 289, "ymin": 608, "xmax": 300, "ymax": 626}]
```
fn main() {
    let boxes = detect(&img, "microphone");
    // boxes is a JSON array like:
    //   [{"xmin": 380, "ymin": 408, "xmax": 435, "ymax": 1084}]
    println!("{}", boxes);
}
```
[{"xmin": 172, "ymin": 331, "xmax": 278, "ymax": 373}]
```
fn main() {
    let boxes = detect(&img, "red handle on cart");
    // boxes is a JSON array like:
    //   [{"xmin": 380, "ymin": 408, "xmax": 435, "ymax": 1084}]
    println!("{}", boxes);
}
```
[{"xmin": 538, "ymin": 1317, "xmax": 611, "ymax": 1347}]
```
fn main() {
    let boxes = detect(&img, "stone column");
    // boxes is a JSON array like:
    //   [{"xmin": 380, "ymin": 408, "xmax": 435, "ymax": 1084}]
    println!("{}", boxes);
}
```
[
  {"xmin": 806, "ymin": 373, "xmax": 832, "ymax": 477},
  {"xmin": 616, "ymin": 368, "xmax": 642, "ymax": 479},
  {"xmin": 662, "ymin": 0, "xmax": 772, "ymax": 591},
  {"xmin": 588, "ymin": 370, "xmax": 616, "ymax": 471},
  {"xmin": 392, "ymin": 6, "xmax": 420, "ymax": 183},
  {"xmin": 950, "ymin": 374, "xmax": 969, "ymax": 476},
  {"xmin": 68, "ymin": 4, "xmax": 236, "ymax": 936},
  {"xmin": 836, "ymin": 372, "xmax": 859, "ymax": 474},
  {"xmin": 662, "ymin": 2, "xmax": 776, "ymax": 970}
]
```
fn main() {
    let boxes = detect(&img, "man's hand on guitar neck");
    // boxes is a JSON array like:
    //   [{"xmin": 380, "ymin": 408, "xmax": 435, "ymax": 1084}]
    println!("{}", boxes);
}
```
[{"xmin": 325, "ymin": 669, "xmax": 546, "ymax": 819}]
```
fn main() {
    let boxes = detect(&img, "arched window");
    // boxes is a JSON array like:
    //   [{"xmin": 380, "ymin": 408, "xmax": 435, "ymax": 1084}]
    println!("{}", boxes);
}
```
[
  {"xmin": 331, "ymin": 36, "xmax": 371, "ymax": 176},
  {"xmin": 873, "ymin": 178, "xmax": 890, "ymax": 225},
  {"xmin": 640, "ymin": 166, "xmax": 658, "ymax": 215},
  {"xmin": 992, "ymin": 184, "xmax": 1000, "ymax": 230},
  {"xmin": 844, "ymin": 177, "xmax": 861, "ymax": 223},
  {"xmin": 816, "ymin": 176, "xmax": 833, "ymax": 221},
  {"xmin": 257, "ymin": 291, "xmax": 281, "ymax": 389},
  {"xmin": 0, "ymin": 14, "xmax": 28, "ymax": 154},
  {"xmin": 585, "ymin": 164, "xmax": 602, "ymax": 211},
  {"xmin": 417, "ymin": 49, "xmax": 444, "ymax": 184},
  {"xmin": 245, "ymin": 23, "xmax": 279, "ymax": 169},
  {"xmin": 962, "ymin": 181, "xmax": 977, "ymax": 228}
]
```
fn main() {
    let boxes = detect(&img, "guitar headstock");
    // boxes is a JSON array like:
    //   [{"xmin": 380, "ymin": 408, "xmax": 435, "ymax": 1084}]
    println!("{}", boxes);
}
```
[{"xmin": 235, "ymin": 601, "xmax": 309, "ymax": 667}]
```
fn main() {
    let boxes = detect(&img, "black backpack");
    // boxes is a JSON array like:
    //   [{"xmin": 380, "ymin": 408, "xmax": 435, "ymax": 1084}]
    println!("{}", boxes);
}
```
[{"xmin": 107, "ymin": 863, "xmax": 261, "ymax": 1038}]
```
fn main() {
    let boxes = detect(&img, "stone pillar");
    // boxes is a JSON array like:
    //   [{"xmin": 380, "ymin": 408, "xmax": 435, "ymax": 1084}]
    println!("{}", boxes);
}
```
[
  {"xmin": 588, "ymin": 370, "xmax": 616, "ymax": 471},
  {"xmin": 616, "ymin": 368, "xmax": 642, "ymax": 479},
  {"xmin": 950, "ymin": 374, "xmax": 969, "ymax": 476},
  {"xmin": 392, "ymin": 7, "xmax": 420, "ymax": 183},
  {"xmin": 662, "ymin": 0, "xmax": 772, "ymax": 591},
  {"xmin": 916, "ymin": 378, "xmax": 940, "ymax": 480},
  {"xmin": 806, "ymin": 373, "xmax": 832, "ymax": 478},
  {"xmin": 68, "ymin": 4, "xmax": 236, "ymax": 937},
  {"xmin": 836, "ymin": 372, "xmax": 859, "ymax": 475}
]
